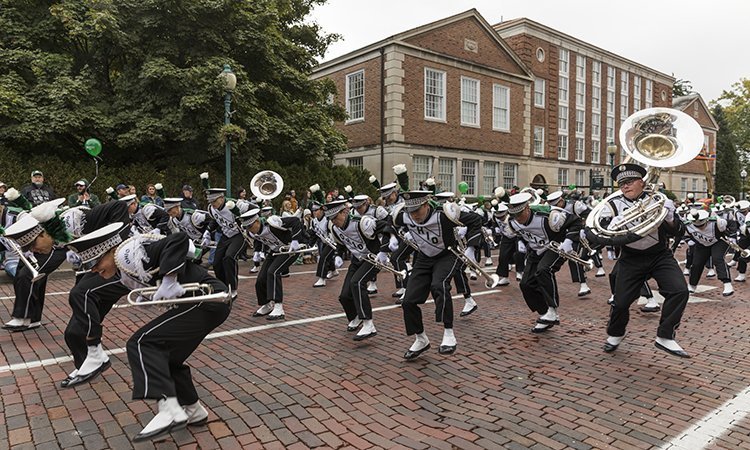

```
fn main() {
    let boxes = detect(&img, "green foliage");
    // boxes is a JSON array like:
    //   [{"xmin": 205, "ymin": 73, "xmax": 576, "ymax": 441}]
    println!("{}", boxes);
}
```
[
  {"xmin": 0, "ymin": 0, "xmax": 347, "ymax": 170},
  {"xmin": 672, "ymin": 78, "xmax": 693, "ymax": 97},
  {"xmin": 716, "ymin": 78, "xmax": 750, "ymax": 164},
  {"xmin": 711, "ymin": 104, "xmax": 742, "ymax": 197}
]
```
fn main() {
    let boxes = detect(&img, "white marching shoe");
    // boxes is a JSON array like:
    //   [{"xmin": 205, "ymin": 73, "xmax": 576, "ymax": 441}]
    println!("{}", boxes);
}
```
[
  {"xmin": 640, "ymin": 297, "xmax": 660, "ymax": 313},
  {"xmin": 655, "ymin": 337, "xmax": 690, "ymax": 358},
  {"xmin": 578, "ymin": 283, "xmax": 591, "ymax": 297},
  {"xmin": 538, "ymin": 307, "xmax": 559, "ymax": 325},
  {"xmin": 313, "ymin": 278, "xmax": 326, "ymax": 287},
  {"xmin": 267, "ymin": 303, "xmax": 285, "ymax": 320},
  {"xmin": 367, "ymin": 281, "xmax": 378, "ymax": 294},
  {"xmin": 604, "ymin": 335, "xmax": 625, "ymax": 352},
  {"xmin": 707, "ymin": 268, "xmax": 716, "ymax": 277},
  {"xmin": 460, "ymin": 297, "xmax": 477, "ymax": 317},
  {"xmin": 404, "ymin": 332, "xmax": 430, "ymax": 360},
  {"xmin": 468, "ymin": 270, "xmax": 478, "ymax": 280},
  {"xmin": 439, "ymin": 328, "xmax": 457, "ymax": 354},
  {"xmin": 515, "ymin": 273, "xmax": 523, "ymax": 281},
  {"xmin": 682, "ymin": 268, "xmax": 690, "ymax": 276},
  {"xmin": 484, "ymin": 257, "xmax": 493, "ymax": 267},
  {"xmin": 78, "ymin": 344, "xmax": 110, "ymax": 377},
  {"xmin": 3, "ymin": 317, "xmax": 30, "ymax": 329},
  {"xmin": 132, "ymin": 397, "xmax": 188, "ymax": 442},
  {"xmin": 735, "ymin": 273, "xmax": 746, "ymax": 282},
  {"xmin": 184, "ymin": 400, "xmax": 209, "ymax": 426},
  {"xmin": 346, "ymin": 318, "xmax": 363, "ymax": 332},
  {"xmin": 497, "ymin": 277, "xmax": 510, "ymax": 286},
  {"xmin": 722, "ymin": 282, "xmax": 734, "ymax": 297},
  {"xmin": 249, "ymin": 265, "xmax": 259, "ymax": 273},
  {"xmin": 353, "ymin": 319, "xmax": 377, "ymax": 341},
  {"xmin": 688, "ymin": 285, "xmax": 696, "ymax": 294},
  {"xmin": 253, "ymin": 302, "xmax": 274, "ymax": 317},
  {"xmin": 595, "ymin": 267, "xmax": 606, "ymax": 277}
]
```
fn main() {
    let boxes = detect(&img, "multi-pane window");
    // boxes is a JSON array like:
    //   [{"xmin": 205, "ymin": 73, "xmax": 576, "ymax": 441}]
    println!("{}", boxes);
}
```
[
  {"xmin": 413, "ymin": 156, "xmax": 431, "ymax": 189},
  {"xmin": 534, "ymin": 78, "xmax": 545, "ymax": 107},
  {"xmin": 576, "ymin": 109, "xmax": 585, "ymax": 134},
  {"xmin": 559, "ymin": 75, "xmax": 569, "ymax": 104},
  {"xmin": 592, "ymin": 112, "xmax": 601, "ymax": 136},
  {"xmin": 620, "ymin": 71, "xmax": 629, "ymax": 119},
  {"xmin": 559, "ymin": 48, "xmax": 569, "ymax": 74},
  {"xmin": 483, "ymin": 161, "xmax": 498, "ymax": 195},
  {"xmin": 606, "ymin": 116, "xmax": 615, "ymax": 142},
  {"xmin": 437, "ymin": 158, "xmax": 455, "ymax": 192},
  {"xmin": 576, "ymin": 81, "xmax": 585, "ymax": 106},
  {"xmin": 492, "ymin": 84, "xmax": 510, "ymax": 131},
  {"xmin": 346, "ymin": 70, "xmax": 364, "ymax": 122},
  {"xmin": 633, "ymin": 76, "xmax": 641, "ymax": 112},
  {"xmin": 575, "ymin": 169, "xmax": 586, "ymax": 187},
  {"xmin": 691, "ymin": 178, "xmax": 698, "ymax": 191},
  {"xmin": 592, "ymin": 86, "xmax": 601, "ymax": 111},
  {"xmin": 558, "ymin": 134, "xmax": 569, "ymax": 160},
  {"xmin": 592, "ymin": 60, "xmax": 601, "ymax": 84},
  {"xmin": 645, "ymin": 79, "xmax": 653, "ymax": 108},
  {"xmin": 558, "ymin": 106, "xmax": 569, "ymax": 130},
  {"xmin": 425, "ymin": 68, "xmax": 446, "ymax": 120},
  {"xmin": 558, "ymin": 168, "xmax": 569, "ymax": 186},
  {"xmin": 503, "ymin": 163, "xmax": 518, "ymax": 189},
  {"xmin": 576, "ymin": 55, "xmax": 586, "ymax": 80},
  {"xmin": 575, "ymin": 137, "xmax": 585, "ymax": 162},
  {"xmin": 591, "ymin": 139, "xmax": 601, "ymax": 164},
  {"xmin": 680, "ymin": 177, "xmax": 688, "ymax": 194},
  {"xmin": 607, "ymin": 66, "xmax": 616, "ymax": 89},
  {"xmin": 347, "ymin": 156, "xmax": 363, "ymax": 169},
  {"xmin": 606, "ymin": 91, "xmax": 615, "ymax": 115},
  {"xmin": 533, "ymin": 126, "xmax": 545, "ymax": 157},
  {"xmin": 461, "ymin": 160, "xmax": 478, "ymax": 195},
  {"xmin": 461, "ymin": 77, "xmax": 480, "ymax": 126}
]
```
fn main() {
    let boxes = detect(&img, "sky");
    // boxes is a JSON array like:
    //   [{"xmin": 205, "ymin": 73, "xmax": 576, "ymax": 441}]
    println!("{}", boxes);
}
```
[{"xmin": 309, "ymin": 0, "xmax": 749, "ymax": 104}]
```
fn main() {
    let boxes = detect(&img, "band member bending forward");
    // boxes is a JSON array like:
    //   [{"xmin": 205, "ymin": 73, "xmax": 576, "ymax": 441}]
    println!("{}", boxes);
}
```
[{"xmin": 66, "ymin": 225, "xmax": 231, "ymax": 442}]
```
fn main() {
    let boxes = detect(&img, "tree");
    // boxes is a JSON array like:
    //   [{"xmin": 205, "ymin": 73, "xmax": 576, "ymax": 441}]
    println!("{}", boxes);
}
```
[
  {"xmin": 716, "ymin": 78, "xmax": 750, "ymax": 166},
  {"xmin": 0, "ymin": 0, "xmax": 347, "ymax": 173},
  {"xmin": 712, "ymin": 104, "xmax": 742, "ymax": 197},
  {"xmin": 672, "ymin": 78, "xmax": 693, "ymax": 97}
]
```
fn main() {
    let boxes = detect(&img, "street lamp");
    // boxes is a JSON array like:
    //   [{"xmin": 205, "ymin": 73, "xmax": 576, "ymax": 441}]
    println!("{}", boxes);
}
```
[
  {"xmin": 607, "ymin": 143, "xmax": 618, "ymax": 192},
  {"xmin": 741, "ymin": 168, "xmax": 747, "ymax": 200},
  {"xmin": 219, "ymin": 64, "xmax": 237, "ymax": 193}
]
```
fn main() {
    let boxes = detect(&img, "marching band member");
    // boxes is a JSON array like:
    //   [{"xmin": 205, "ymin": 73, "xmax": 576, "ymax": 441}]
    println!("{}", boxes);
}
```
[
  {"xmin": 239, "ymin": 208, "xmax": 303, "ymax": 320},
  {"xmin": 490, "ymin": 202, "xmax": 526, "ymax": 286},
  {"xmin": 585, "ymin": 164, "xmax": 690, "ymax": 358},
  {"xmin": 507, "ymin": 191, "xmax": 583, "ymax": 333},
  {"xmin": 393, "ymin": 191, "xmax": 482, "ymax": 360},
  {"xmin": 163, "ymin": 197, "xmax": 213, "ymax": 260},
  {"xmin": 372, "ymin": 165, "xmax": 411, "ymax": 297},
  {"xmin": 123, "ymin": 194, "xmax": 171, "ymax": 235},
  {"xmin": 734, "ymin": 200, "xmax": 750, "ymax": 282},
  {"xmin": 310, "ymin": 199, "xmax": 339, "ymax": 287},
  {"xmin": 1, "ymin": 198, "xmax": 70, "ymax": 330},
  {"xmin": 683, "ymin": 209, "xmax": 733, "ymax": 296},
  {"xmin": 66, "ymin": 224, "xmax": 230, "ymax": 442},
  {"xmin": 325, "ymin": 199, "xmax": 390, "ymax": 340},
  {"xmin": 547, "ymin": 190, "xmax": 591, "ymax": 297}
]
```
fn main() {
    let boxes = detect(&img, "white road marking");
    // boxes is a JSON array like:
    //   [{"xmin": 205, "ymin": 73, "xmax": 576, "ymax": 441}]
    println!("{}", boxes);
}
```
[
  {"xmin": 0, "ymin": 290, "xmax": 500, "ymax": 373},
  {"xmin": 636, "ymin": 285, "xmax": 719, "ymax": 305},
  {"xmin": 660, "ymin": 386, "xmax": 750, "ymax": 450}
]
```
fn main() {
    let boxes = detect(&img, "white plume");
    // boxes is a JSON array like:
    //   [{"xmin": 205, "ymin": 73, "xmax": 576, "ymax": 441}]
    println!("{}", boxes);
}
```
[
  {"xmin": 494, "ymin": 187, "xmax": 505, "ymax": 198},
  {"xmin": 344, "ymin": 185, "xmax": 352, "ymax": 192},
  {"xmin": 393, "ymin": 164, "xmax": 407, "ymax": 175},
  {"xmin": 309, "ymin": 184, "xmax": 320, "ymax": 192},
  {"xmin": 154, "ymin": 183, "xmax": 163, "ymax": 190},
  {"xmin": 200, "ymin": 172, "xmax": 209, "ymax": 179},
  {"xmin": 425, "ymin": 178, "xmax": 435, "ymax": 186},
  {"xmin": 4, "ymin": 187, "xmax": 19, "ymax": 201},
  {"xmin": 30, "ymin": 200, "xmax": 58, "ymax": 223},
  {"xmin": 106, "ymin": 187, "xmax": 114, "ymax": 194},
  {"xmin": 368, "ymin": 175, "xmax": 377, "ymax": 183}
]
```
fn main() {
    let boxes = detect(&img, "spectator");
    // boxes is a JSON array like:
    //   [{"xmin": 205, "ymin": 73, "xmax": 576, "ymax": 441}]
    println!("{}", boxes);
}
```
[
  {"xmin": 116, "ymin": 183, "xmax": 130, "ymax": 198},
  {"xmin": 140, "ymin": 183, "xmax": 164, "ymax": 207},
  {"xmin": 289, "ymin": 190, "xmax": 298, "ymax": 210},
  {"xmin": 237, "ymin": 187, "xmax": 247, "ymax": 200},
  {"xmin": 181, "ymin": 185, "xmax": 198, "ymax": 210},
  {"xmin": 67, "ymin": 179, "xmax": 100, "ymax": 208},
  {"xmin": 128, "ymin": 185, "xmax": 137, "ymax": 196},
  {"xmin": 20, "ymin": 170, "xmax": 56, "ymax": 206},
  {"xmin": 0, "ymin": 181, "xmax": 7, "ymax": 206}
]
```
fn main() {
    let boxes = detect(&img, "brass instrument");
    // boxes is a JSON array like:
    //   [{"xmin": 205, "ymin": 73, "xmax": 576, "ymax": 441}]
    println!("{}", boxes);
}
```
[
  {"xmin": 578, "ymin": 235, "xmax": 597, "ymax": 256},
  {"xmin": 451, "ymin": 229, "xmax": 500, "ymax": 288},
  {"xmin": 250, "ymin": 170, "xmax": 284, "ymax": 200},
  {"xmin": 272, "ymin": 244, "xmax": 319, "ymax": 257},
  {"xmin": 2, "ymin": 238, "xmax": 45, "ymax": 282},
  {"xmin": 586, "ymin": 107, "xmax": 704, "ymax": 238},
  {"xmin": 364, "ymin": 253, "xmax": 407, "ymax": 280},
  {"xmin": 545, "ymin": 241, "xmax": 595, "ymax": 271},
  {"xmin": 127, "ymin": 282, "xmax": 231, "ymax": 306},
  {"xmin": 481, "ymin": 226, "xmax": 496, "ymax": 247},
  {"xmin": 721, "ymin": 237, "xmax": 750, "ymax": 259},
  {"xmin": 394, "ymin": 228, "xmax": 420, "ymax": 252}
]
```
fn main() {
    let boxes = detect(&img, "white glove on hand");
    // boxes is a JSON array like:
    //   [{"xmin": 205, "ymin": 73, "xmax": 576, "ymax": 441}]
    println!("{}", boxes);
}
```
[
  {"xmin": 687, "ymin": 240, "xmax": 695, "ymax": 247},
  {"xmin": 494, "ymin": 227, "xmax": 502, "ymax": 235},
  {"xmin": 66, "ymin": 250, "xmax": 82, "ymax": 267},
  {"xmin": 389, "ymin": 234, "xmax": 399, "ymax": 252},
  {"xmin": 607, "ymin": 249, "xmax": 616, "ymax": 260},
  {"xmin": 607, "ymin": 215, "xmax": 625, "ymax": 231},
  {"xmin": 151, "ymin": 228, "xmax": 161, "ymax": 236},
  {"xmin": 559, "ymin": 238, "xmax": 574, "ymax": 254},
  {"xmin": 153, "ymin": 274, "xmax": 186, "ymax": 301},
  {"xmin": 253, "ymin": 251, "xmax": 263, "ymax": 263},
  {"xmin": 334, "ymin": 256, "xmax": 344, "ymax": 268},
  {"xmin": 517, "ymin": 241, "xmax": 526, "ymax": 253},
  {"xmin": 664, "ymin": 199, "xmax": 676, "ymax": 223},
  {"xmin": 464, "ymin": 245, "xmax": 476, "ymax": 261},
  {"xmin": 455, "ymin": 226, "xmax": 467, "ymax": 239},
  {"xmin": 290, "ymin": 240, "xmax": 300, "ymax": 252},
  {"xmin": 376, "ymin": 251, "xmax": 389, "ymax": 265},
  {"xmin": 200, "ymin": 230, "xmax": 212, "ymax": 247},
  {"xmin": 403, "ymin": 231, "xmax": 414, "ymax": 242}
]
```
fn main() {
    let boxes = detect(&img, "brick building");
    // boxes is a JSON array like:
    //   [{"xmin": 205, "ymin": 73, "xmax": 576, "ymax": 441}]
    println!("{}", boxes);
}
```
[{"xmin": 311, "ymin": 9, "xmax": 714, "ymax": 196}]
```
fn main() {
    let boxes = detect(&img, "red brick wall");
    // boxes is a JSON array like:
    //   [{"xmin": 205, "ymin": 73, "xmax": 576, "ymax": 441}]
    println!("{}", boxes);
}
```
[{"xmin": 400, "ymin": 55, "xmax": 527, "ymax": 155}]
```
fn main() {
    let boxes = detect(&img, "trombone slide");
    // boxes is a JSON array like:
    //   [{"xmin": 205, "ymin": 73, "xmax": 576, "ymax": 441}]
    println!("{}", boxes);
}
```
[
  {"xmin": 127, "ymin": 283, "xmax": 231, "ymax": 306},
  {"xmin": 546, "ymin": 242, "xmax": 594, "ymax": 271},
  {"xmin": 364, "ymin": 253, "xmax": 407, "ymax": 280},
  {"xmin": 272, "ymin": 244, "xmax": 319, "ymax": 257}
]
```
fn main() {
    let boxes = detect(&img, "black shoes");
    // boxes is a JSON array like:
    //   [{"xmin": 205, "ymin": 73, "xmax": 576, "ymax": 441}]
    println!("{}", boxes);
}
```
[
  {"xmin": 459, "ymin": 305, "xmax": 477, "ymax": 317},
  {"xmin": 438, "ymin": 344, "xmax": 456, "ymax": 355},
  {"xmin": 531, "ymin": 323, "xmax": 554, "ymax": 333},
  {"xmin": 403, "ymin": 343, "xmax": 430, "ymax": 360},
  {"xmin": 267, "ymin": 314, "xmax": 285, "ymax": 321},
  {"xmin": 640, "ymin": 305, "xmax": 660, "ymax": 313},
  {"xmin": 132, "ymin": 420, "xmax": 187, "ymax": 443},
  {"xmin": 654, "ymin": 341, "xmax": 691, "ymax": 358},
  {"xmin": 603, "ymin": 342, "xmax": 619, "ymax": 353},
  {"xmin": 63, "ymin": 360, "xmax": 111, "ymax": 388},
  {"xmin": 353, "ymin": 331, "xmax": 377, "ymax": 341}
]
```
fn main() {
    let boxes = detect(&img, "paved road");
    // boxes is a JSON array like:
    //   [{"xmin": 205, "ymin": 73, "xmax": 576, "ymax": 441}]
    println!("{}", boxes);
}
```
[{"xmin": 0, "ymin": 251, "xmax": 748, "ymax": 449}]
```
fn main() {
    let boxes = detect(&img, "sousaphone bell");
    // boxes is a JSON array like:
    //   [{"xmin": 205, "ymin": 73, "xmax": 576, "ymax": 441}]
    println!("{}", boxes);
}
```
[{"xmin": 250, "ymin": 170, "xmax": 284, "ymax": 200}]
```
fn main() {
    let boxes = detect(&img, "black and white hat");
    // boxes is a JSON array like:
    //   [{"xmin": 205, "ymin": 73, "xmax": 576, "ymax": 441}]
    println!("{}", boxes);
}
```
[
  {"xmin": 350, "ymin": 194, "xmax": 369, "ymax": 207},
  {"xmin": 508, "ymin": 192, "xmax": 532, "ymax": 215},
  {"xmin": 379, "ymin": 182, "xmax": 398, "ymax": 198},
  {"xmin": 611, "ymin": 164, "xmax": 647, "ymax": 184},
  {"xmin": 546, "ymin": 190, "xmax": 565, "ymax": 204},
  {"xmin": 322, "ymin": 199, "xmax": 349, "ymax": 218},
  {"xmin": 434, "ymin": 192, "xmax": 455, "ymax": 203},
  {"xmin": 204, "ymin": 188, "xmax": 226, "ymax": 202},
  {"xmin": 239, "ymin": 208, "xmax": 261, "ymax": 227},
  {"xmin": 401, "ymin": 191, "xmax": 431, "ymax": 212},
  {"xmin": 66, "ymin": 222, "xmax": 130, "ymax": 267},
  {"xmin": 118, "ymin": 194, "xmax": 138, "ymax": 204},
  {"xmin": 494, "ymin": 203, "xmax": 509, "ymax": 216},
  {"xmin": 3, "ymin": 214, "xmax": 44, "ymax": 250},
  {"xmin": 163, "ymin": 197, "xmax": 183, "ymax": 211}
]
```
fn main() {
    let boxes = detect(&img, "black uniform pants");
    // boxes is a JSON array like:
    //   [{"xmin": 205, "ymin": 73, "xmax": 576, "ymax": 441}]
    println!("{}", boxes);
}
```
[
  {"xmin": 213, "ymin": 233, "xmax": 247, "ymax": 292},
  {"xmin": 737, "ymin": 235, "xmax": 750, "ymax": 274},
  {"xmin": 452, "ymin": 260, "xmax": 471, "ymax": 296},
  {"xmin": 608, "ymin": 260, "xmax": 653, "ymax": 297},
  {"xmin": 607, "ymin": 248, "xmax": 689, "ymax": 339},
  {"xmin": 256, "ymin": 252, "xmax": 297, "ymax": 305},
  {"xmin": 339, "ymin": 258, "xmax": 379, "ymax": 321},
  {"xmin": 11, "ymin": 248, "xmax": 67, "ymax": 322},
  {"xmin": 519, "ymin": 249, "xmax": 566, "ymax": 315},
  {"xmin": 689, "ymin": 241, "xmax": 731, "ymax": 284},
  {"xmin": 567, "ymin": 242, "xmax": 587, "ymax": 283},
  {"xmin": 402, "ymin": 252, "xmax": 461, "ymax": 335},
  {"xmin": 65, "ymin": 272, "xmax": 130, "ymax": 368},
  {"xmin": 390, "ymin": 241, "xmax": 414, "ymax": 289},
  {"xmin": 315, "ymin": 241, "xmax": 336, "ymax": 278},
  {"xmin": 127, "ymin": 276, "xmax": 230, "ymax": 402}
]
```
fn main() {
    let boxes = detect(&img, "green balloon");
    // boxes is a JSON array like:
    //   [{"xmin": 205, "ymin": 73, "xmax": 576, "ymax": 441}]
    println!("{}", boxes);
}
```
[
  {"xmin": 85, "ymin": 138, "xmax": 102, "ymax": 157},
  {"xmin": 458, "ymin": 181, "xmax": 469, "ymax": 194}
]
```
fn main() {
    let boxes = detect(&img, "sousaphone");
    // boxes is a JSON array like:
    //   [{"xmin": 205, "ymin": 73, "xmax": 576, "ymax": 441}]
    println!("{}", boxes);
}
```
[{"xmin": 250, "ymin": 170, "xmax": 284, "ymax": 200}]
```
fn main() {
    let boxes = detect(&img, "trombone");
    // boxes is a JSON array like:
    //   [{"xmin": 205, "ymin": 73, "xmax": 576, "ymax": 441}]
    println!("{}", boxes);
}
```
[
  {"xmin": 127, "ymin": 283, "xmax": 231, "ymax": 306},
  {"xmin": 1, "ymin": 237, "xmax": 46, "ymax": 282},
  {"xmin": 272, "ymin": 244, "xmax": 319, "ymax": 257},
  {"xmin": 450, "ymin": 229, "xmax": 500, "ymax": 288},
  {"xmin": 545, "ymin": 241, "xmax": 594, "ymax": 271},
  {"xmin": 720, "ymin": 237, "xmax": 750, "ymax": 259},
  {"xmin": 364, "ymin": 253, "xmax": 407, "ymax": 280}
]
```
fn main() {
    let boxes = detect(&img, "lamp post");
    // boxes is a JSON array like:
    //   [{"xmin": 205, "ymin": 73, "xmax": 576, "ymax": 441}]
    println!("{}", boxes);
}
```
[
  {"xmin": 607, "ymin": 142, "xmax": 618, "ymax": 193},
  {"xmin": 220, "ymin": 64, "xmax": 237, "ymax": 193},
  {"xmin": 741, "ymin": 168, "xmax": 747, "ymax": 200}
]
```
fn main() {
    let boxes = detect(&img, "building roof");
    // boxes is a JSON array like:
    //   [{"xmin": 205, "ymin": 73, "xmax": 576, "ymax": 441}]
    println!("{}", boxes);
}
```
[{"xmin": 672, "ymin": 94, "xmax": 719, "ymax": 130}]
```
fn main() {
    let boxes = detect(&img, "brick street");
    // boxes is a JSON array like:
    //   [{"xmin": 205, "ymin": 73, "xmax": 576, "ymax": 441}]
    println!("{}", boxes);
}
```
[{"xmin": 0, "ymin": 249, "xmax": 748, "ymax": 449}]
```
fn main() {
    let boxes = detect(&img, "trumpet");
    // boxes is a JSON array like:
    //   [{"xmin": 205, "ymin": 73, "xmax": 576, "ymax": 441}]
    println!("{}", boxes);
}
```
[
  {"xmin": 272, "ymin": 244, "xmax": 319, "ymax": 256},
  {"xmin": 451, "ymin": 229, "xmax": 500, "ymax": 288},
  {"xmin": 545, "ymin": 241, "xmax": 594, "ymax": 271},
  {"xmin": 313, "ymin": 229, "xmax": 338, "ymax": 250},
  {"xmin": 578, "ymin": 235, "xmax": 597, "ymax": 256},
  {"xmin": 364, "ymin": 253, "xmax": 407, "ymax": 280},
  {"xmin": 394, "ymin": 228, "xmax": 420, "ymax": 252},
  {"xmin": 721, "ymin": 237, "xmax": 750, "ymax": 259},
  {"xmin": 481, "ymin": 226, "xmax": 496, "ymax": 247},
  {"xmin": 127, "ymin": 282, "xmax": 231, "ymax": 306},
  {"xmin": 1, "ymin": 238, "xmax": 45, "ymax": 282}
]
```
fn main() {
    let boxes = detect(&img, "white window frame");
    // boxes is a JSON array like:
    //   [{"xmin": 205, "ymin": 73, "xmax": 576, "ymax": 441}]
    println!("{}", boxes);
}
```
[
  {"xmin": 345, "ymin": 70, "xmax": 365, "ymax": 123},
  {"xmin": 437, "ymin": 158, "xmax": 455, "ymax": 192},
  {"xmin": 592, "ymin": 112, "xmax": 601, "ymax": 137},
  {"xmin": 591, "ymin": 139, "xmax": 601, "ymax": 164},
  {"xmin": 534, "ymin": 78, "xmax": 545, "ymax": 108},
  {"xmin": 576, "ymin": 55, "xmax": 586, "ymax": 81},
  {"xmin": 592, "ymin": 60, "xmax": 601, "ymax": 85},
  {"xmin": 575, "ymin": 169, "xmax": 586, "ymax": 187},
  {"xmin": 559, "ymin": 105, "xmax": 569, "ymax": 131},
  {"xmin": 607, "ymin": 66, "xmax": 616, "ymax": 90},
  {"xmin": 606, "ymin": 116, "xmax": 615, "ymax": 142},
  {"xmin": 413, "ymin": 155, "xmax": 431, "ymax": 190},
  {"xmin": 492, "ymin": 84, "xmax": 510, "ymax": 132},
  {"xmin": 645, "ymin": 79, "xmax": 653, "ymax": 108},
  {"xmin": 483, "ymin": 161, "xmax": 499, "ymax": 196},
  {"xmin": 347, "ymin": 156, "xmax": 363, "ymax": 169},
  {"xmin": 592, "ymin": 86, "xmax": 601, "ymax": 111},
  {"xmin": 503, "ymin": 163, "xmax": 518, "ymax": 189},
  {"xmin": 575, "ymin": 137, "xmax": 585, "ymax": 162},
  {"xmin": 557, "ymin": 168, "xmax": 569, "ymax": 186},
  {"xmin": 576, "ymin": 109, "xmax": 585, "ymax": 135},
  {"xmin": 680, "ymin": 177, "xmax": 688, "ymax": 194},
  {"xmin": 559, "ymin": 74, "xmax": 569, "ymax": 105},
  {"xmin": 424, "ymin": 68, "xmax": 446, "ymax": 121},
  {"xmin": 461, "ymin": 159, "xmax": 478, "ymax": 195},
  {"xmin": 559, "ymin": 48, "xmax": 569, "ymax": 74},
  {"xmin": 460, "ymin": 76, "xmax": 480, "ymax": 127},
  {"xmin": 576, "ymin": 80, "xmax": 586, "ymax": 107},
  {"xmin": 558, "ymin": 134, "xmax": 569, "ymax": 160},
  {"xmin": 533, "ymin": 126, "xmax": 545, "ymax": 157}
]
